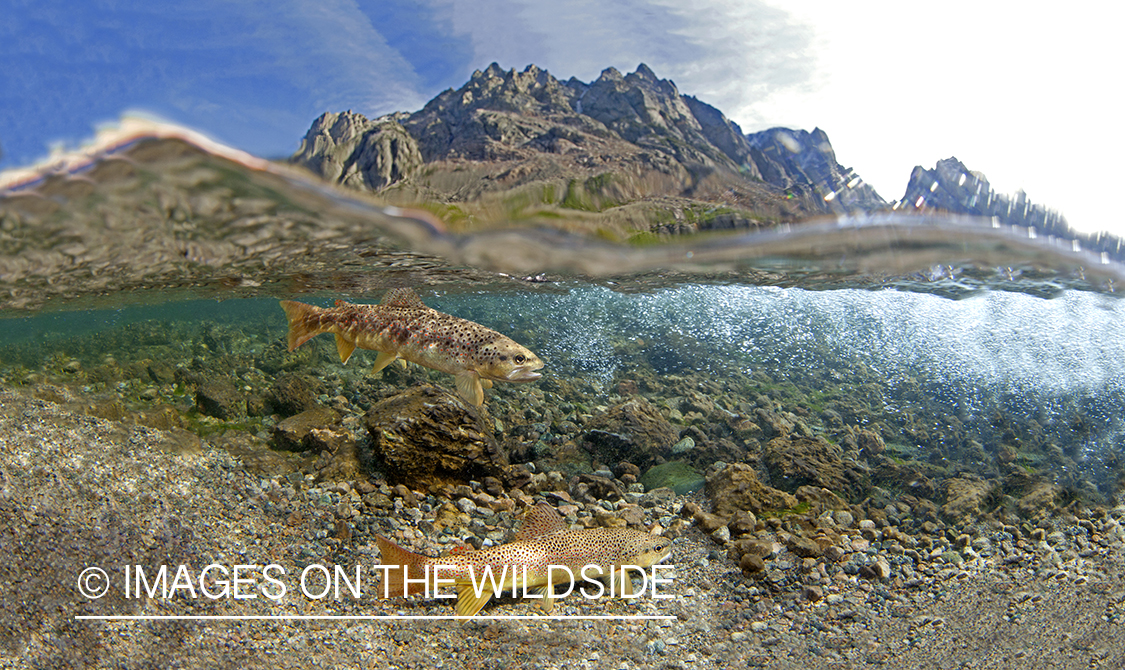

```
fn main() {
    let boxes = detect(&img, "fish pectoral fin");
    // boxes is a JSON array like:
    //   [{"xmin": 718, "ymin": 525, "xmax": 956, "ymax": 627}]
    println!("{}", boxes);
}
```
[
  {"xmin": 540, "ymin": 594, "xmax": 556, "ymax": 614},
  {"xmin": 370, "ymin": 351, "xmax": 398, "ymax": 374},
  {"xmin": 455, "ymin": 371, "xmax": 485, "ymax": 406},
  {"xmin": 523, "ymin": 585, "xmax": 555, "ymax": 614},
  {"xmin": 334, "ymin": 334, "xmax": 357, "ymax": 364},
  {"xmin": 618, "ymin": 567, "xmax": 634, "ymax": 597},
  {"xmin": 397, "ymin": 358, "xmax": 409, "ymax": 369},
  {"xmin": 480, "ymin": 379, "xmax": 493, "ymax": 389},
  {"xmin": 454, "ymin": 581, "xmax": 492, "ymax": 617}
]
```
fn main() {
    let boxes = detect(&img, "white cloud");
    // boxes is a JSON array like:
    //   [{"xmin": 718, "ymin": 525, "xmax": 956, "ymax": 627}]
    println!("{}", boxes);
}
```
[
  {"xmin": 429, "ymin": 0, "xmax": 814, "ymax": 109},
  {"xmin": 227, "ymin": 0, "xmax": 430, "ymax": 116},
  {"xmin": 751, "ymin": 1, "xmax": 1123, "ymax": 235}
]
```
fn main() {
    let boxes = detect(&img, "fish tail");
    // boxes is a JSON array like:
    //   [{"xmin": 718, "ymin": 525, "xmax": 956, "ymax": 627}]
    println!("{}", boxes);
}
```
[
  {"xmin": 279, "ymin": 300, "xmax": 331, "ymax": 351},
  {"xmin": 375, "ymin": 536, "xmax": 430, "ymax": 599}
]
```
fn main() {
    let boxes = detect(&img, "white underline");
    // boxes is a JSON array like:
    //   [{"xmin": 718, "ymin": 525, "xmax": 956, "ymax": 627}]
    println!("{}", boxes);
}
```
[{"xmin": 76, "ymin": 614, "xmax": 677, "ymax": 621}]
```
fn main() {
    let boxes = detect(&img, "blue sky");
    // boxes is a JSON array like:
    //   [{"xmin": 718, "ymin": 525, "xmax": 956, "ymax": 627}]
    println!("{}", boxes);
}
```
[{"xmin": 2, "ymin": 1, "xmax": 1120, "ymax": 235}]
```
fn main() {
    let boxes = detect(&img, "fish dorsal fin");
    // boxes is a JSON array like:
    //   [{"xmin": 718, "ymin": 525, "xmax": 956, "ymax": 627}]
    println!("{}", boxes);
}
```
[
  {"xmin": 515, "ymin": 504, "xmax": 569, "ymax": 542},
  {"xmin": 381, "ymin": 288, "xmax": 427, "ymax": 309}
]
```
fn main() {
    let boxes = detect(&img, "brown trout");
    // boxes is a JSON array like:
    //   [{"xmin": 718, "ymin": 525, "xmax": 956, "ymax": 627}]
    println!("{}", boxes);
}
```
[
  {"xmin": 375, "ymin": 504, "xmax": 673, "ymax": 616},
  {"xmin": 279, "ymin": 288, "xmax": 543, "ymax": 405}
]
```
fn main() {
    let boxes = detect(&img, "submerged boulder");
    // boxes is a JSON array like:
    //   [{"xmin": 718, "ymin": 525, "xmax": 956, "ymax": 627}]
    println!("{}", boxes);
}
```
[
  {"xmin": 941, "ymin": 477, "xmax": 997, "ymax": 524},
  {"xmin": 569, "ymin": 473, "xmax": 626, "ymax": 503},
  {"xmin": 763, "ymin": 436, "xmax": 869, "ymax": 501},
  {"xmin": 1016, "ymin": 481, "xmax": 1064, "ymax": 519},
  {"xmin": 265, "ymin": 373, "xmax": 319, "ymax": 417},
  {"xmin": 363, "ymin": 385, "xmax": 508, "ymax": 489},
  {"xmin": 195, "ymin": 378, "xmax": 245, "ymax": 420},
  {"xmin": 582, "ymin": 397, "xmax": 679, "ymax": 468},
  {"xmin": 706, "ymin": 463, "xmax": 798, "ymax": 518},
  {"xmin": 271, "ymin": 406, "xmax": 341, "ymax": 451}
]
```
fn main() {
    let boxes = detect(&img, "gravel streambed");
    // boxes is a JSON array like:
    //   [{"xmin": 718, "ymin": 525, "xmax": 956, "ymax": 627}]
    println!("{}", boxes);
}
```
[{"xmin": 1, "ymin": 388, "xmax": 1123, "ymax": 669}]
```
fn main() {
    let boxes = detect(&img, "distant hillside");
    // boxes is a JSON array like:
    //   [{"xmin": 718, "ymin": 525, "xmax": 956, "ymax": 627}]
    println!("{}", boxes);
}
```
[{"xmin": 291, "ymin": 63, "xmax": 884, "ymax": 238}]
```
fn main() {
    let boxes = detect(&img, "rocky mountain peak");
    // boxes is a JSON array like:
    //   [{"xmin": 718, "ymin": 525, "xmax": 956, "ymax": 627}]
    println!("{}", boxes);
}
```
[
  {"xmin": 631, "ymin": 62, "xmax": 658, "ymax": 81},
  {"xmin": 472, "ymin": 62, "xmax": 507, "ymax": 80},
  {"xmin": 291, "ymin": 110, "xmax": 422, "ymax": 190},
  {"xmin": 745, "ymin": 127, "xmax": 885, "ymax": 211},
  {"xmin": 290, "ymin": 61, "xmax": 888, "ymax": 226},
  {"xmin": 595, "ymin": 66, "xmax": 625, "ymax": 83}
]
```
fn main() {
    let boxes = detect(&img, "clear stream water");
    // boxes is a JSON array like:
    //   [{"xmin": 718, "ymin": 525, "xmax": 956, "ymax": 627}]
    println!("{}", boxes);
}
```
[{"xmin": 1, "ymin": 131, "xmax": 1123, "ymax": 506}]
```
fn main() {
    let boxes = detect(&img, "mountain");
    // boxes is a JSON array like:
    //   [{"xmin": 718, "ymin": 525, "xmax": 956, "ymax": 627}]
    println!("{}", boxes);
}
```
[
  {"xmin": 292, "ymin": 63, "xmax": 1095, "ymax": 251},
  {"xmin": 899, "ymin": 157, "xmax": 1068, "ymax": 234},
  {"xmin": 745, "ymin": 126, "xmax": 884, "ymax": 211},
  {"xmin": 291, "ymin": 63, "xmax": 885, "ymax": 236}
]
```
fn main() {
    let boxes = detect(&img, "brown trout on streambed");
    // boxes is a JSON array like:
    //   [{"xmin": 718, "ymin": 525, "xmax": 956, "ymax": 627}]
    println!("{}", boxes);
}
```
[{"xmin": 375, "ymin": 504, "xmax": 673, "ymax": 616}]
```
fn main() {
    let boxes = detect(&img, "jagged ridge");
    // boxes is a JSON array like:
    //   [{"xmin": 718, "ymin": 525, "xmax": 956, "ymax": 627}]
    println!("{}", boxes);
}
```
[{"xmin": 292, "ymin": 63, "xmax": 885, "ymax": 233}]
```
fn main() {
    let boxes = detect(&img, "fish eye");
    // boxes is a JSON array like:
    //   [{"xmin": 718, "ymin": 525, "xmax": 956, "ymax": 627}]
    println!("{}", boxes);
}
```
[{"xmin": 514, "ymin": 355, "xmax": 525, "ymax": 364}]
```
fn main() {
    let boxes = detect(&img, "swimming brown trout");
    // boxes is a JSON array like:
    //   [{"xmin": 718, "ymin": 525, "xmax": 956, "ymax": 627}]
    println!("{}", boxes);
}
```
[
  {"xmin": 375, "ymin": 504, "xmax": 673, "ymax": 616},
  {"xmin": 279, "ymin": 288, "xmax": 543, "ymax": 405}
]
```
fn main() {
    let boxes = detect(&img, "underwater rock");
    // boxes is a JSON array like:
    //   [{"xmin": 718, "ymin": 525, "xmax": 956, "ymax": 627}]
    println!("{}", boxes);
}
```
[
  {"xmin": 82, "ymin": 398, "xmax": 128, "ymax": 422},
  {"xmin": 785, "ymin": 535, "xmax": 823, "ymax": 559},
  {"xmin": 1017, "ymin": 481, "xmax": 1064, "ymax": 519},
  {"xmin": 194, "ymin": 378, "xmax": 245, "ymax": 420},
  {"xmin": 872, "ymin": 459, "xmax": 941, "ymax": 502},
  {"xmin": 582, "ymin": 397, "xmax": 679, "ymax": 468},
  {"xmin": 311, "ymin": 433, "xmax": 362, "ymax": 482},
  {"xmin": 529, "ymin": 438, "xmax": 592, "ymax": 478},
  {"xmin": 640, "ymin": 460, "xmax": 704, "ymax": 495},
  {"xmin": 739, "ymin": 553, "xmax": 766, "ymax": 577},
  {"xmin": 638, "ymin": 486, "xmax": 677, "ymax": 508},
  {"xmin": 728, "ymin": 510, "xmax": 758, "ymax": 537},
  {"xmin": 271, "ymin": 406, "xmax": 341, "ymax": 451},
  {"xmin": 146, "ymin": 360, "xmax": 176, "ymax": 385},
  {"xmin": 671, "ymin": 436, "xmax": 695, "ymax": 455},
  {"xmin": 363, "ymin": 384, "xmax": 508, "ymax": 490},
  {"xmin": 134, "ymin": 405, "xmax": 185, "ymax": 431},
  {"xmin": 855, "ymin": 428, "xmax": 885, "ymax": 456},
  {"xmin": 763, "ymin": 436, "xmax": 869, "ymax": 501},
  {"xmin": 569, "ymin": 473, "xmax": 626, "ymax": 503},
  {"xmin": 752, "ymin": 405, "xmax": 794, "ymax": 440},
  {"xmin": 613, "ymin": 461, "xmax": 641, "ymax": 480},
  {"xmin": 941, "ymin": 477, "xmax": 997, "ymax": 524},
  {"xmin": 705, "ymin": 463, "xmax": 798, "ymax": 518},
  {"xmin": 266, "ymin": 373, "xmax": 319, "ymax": 417},
  {"xmin": 794, "ymin": 485, "xmax": 849, "ymax": 517},
  {"xmin": 675, "ymin": 424, "xmax": 750, "ymax": 469},
  {"xmin": 692, "ymin": 509, "xmax": 728, "ymax": 533}
]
